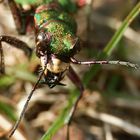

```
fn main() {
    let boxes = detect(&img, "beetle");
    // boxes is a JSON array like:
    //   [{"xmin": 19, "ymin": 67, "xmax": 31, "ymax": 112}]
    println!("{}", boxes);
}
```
[{"xmin": 0, "ymin": 0, "xmax": 138, "ymax": 139}]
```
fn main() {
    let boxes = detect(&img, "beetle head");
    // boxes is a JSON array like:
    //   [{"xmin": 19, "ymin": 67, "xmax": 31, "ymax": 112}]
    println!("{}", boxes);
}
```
[{"xmin": 40, "ymin": 55, "xmax": 69, "ymax": 88}]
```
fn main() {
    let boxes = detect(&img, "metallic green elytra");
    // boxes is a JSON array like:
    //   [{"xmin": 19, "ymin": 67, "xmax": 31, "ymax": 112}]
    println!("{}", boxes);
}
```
[
  {"xmin": 45, "ymin": 22, "xmax": 77, "ymax": 55},
  {"xmin": 15, "ymin": 0, "xmax": 77, "ymax": 12},
  {"xmin": 34, "ymin": 1, "xmax": 78, "ymax": 58}
]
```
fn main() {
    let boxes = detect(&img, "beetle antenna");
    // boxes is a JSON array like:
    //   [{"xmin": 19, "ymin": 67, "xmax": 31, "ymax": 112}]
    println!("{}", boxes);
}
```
[
  {"xmin": 8, "ymin": 65, "xmax": 46, "ymax": 138},
  {"xmin": 70, "ymin": 57, "xmax": 139, "ymax": 69}
]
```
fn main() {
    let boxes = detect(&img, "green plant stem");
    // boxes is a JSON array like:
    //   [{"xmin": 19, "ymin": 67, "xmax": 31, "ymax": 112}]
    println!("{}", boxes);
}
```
[
  {"xmin": 40, "ymin": 89, "xmax": 78, "ymax": 140},
  {"xmin": 83, "ymin": 2, "xmax": 140, "ymax": 86}
]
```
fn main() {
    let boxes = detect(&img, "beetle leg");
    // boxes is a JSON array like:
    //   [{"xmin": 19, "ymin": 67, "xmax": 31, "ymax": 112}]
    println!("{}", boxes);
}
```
[
  {"xmin": 66, "ymin": 66, "xmax": 84, "ymax": 140},
  {"xmin": 70, "ymin": 57, "xmax": 139, "ymax": 69},
  {"xmin": 7, "ymin": 0, "xmax": 33, "ymax": 34},
  {"xmin": 7, "ymin": 0, "xmax": 26, "ymax": 34},
  {"xmin": 0, "ymin": 35, "xmax": 32, "ymax": 74},
  {"xmin": 8, "ymin": 65, "xmax": 47, "ymax": 138},
  {"xmin": 0, "ymin": 43, "xmax": 5, "ymax": 74}
]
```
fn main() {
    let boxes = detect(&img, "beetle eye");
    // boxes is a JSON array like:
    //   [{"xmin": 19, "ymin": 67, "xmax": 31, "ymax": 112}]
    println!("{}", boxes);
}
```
[
  {"xmin": 37, "ymin": 31, "xmax": 51, "ymax": 45},
  {"xmin": 36, "ymin": 31, "xmax": 51, "ymax": 57}
]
